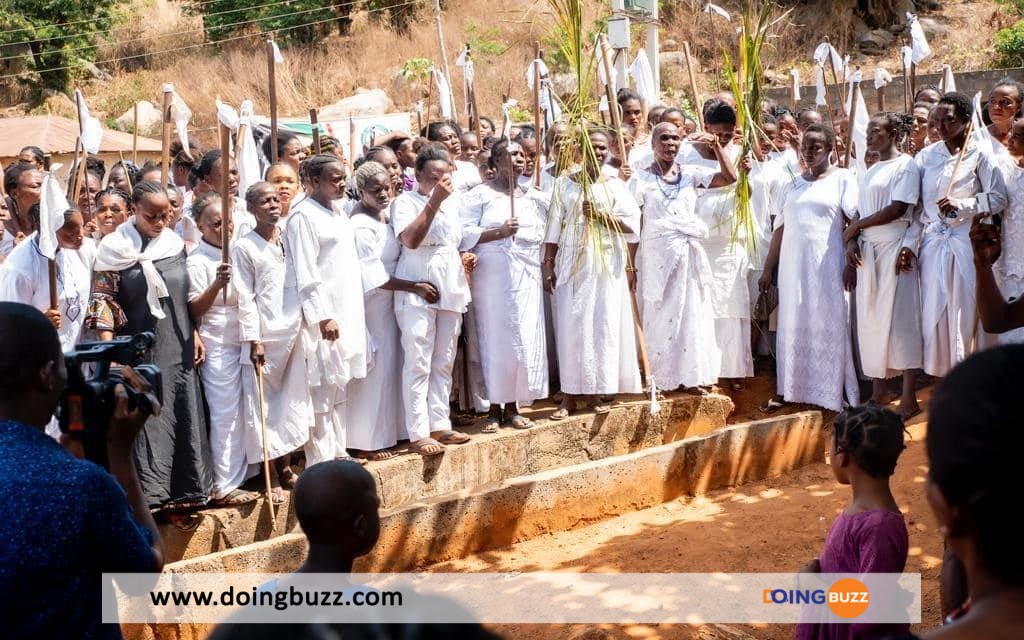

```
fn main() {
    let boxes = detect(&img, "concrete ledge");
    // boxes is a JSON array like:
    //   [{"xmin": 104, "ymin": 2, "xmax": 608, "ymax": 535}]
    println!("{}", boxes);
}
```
[
  {"xmin": 159, "ymin": 392, "xmax": 735, "ymax": 563},
  {"xmin": 166, "ymin": 410, "xmax": 823, "ymax": 575}
]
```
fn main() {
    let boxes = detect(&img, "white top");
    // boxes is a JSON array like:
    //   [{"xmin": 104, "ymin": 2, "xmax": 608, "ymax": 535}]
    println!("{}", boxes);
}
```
[
  {"xmin": 232, "ymin": 230, "xmax": 301, "ymax": 344},
  {"xmin": 390, "ymin": 189, "xmax": 472, "ymax": 313},
  {"xmin": 186, "ymin": 239, "xmax": 239, "ymax": 344},
  {"xmin": 0, "ymin": 234, "xmax": 95, "ymax": 351},
  {"xmin": 461, "ymin": 183, "xmax": 549, "ymax": 250},
  {"xmin": 914, "ymin": 140, "xmax": 1007, "ymax": 228},
  {"xmin": 856, "ymin": 154, "xmax": 920, "ymax": 240},
  {"xmin": 453, "ymin": 159, "xmax": 483, "ymax": 193},
  {"xmin": 350, "ymin": 213, "xmax": 400, "ymax": 295}
]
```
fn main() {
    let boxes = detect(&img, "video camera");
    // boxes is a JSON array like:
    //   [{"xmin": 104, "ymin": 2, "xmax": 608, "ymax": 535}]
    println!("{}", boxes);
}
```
[{"xmin": 59, "ymin": 332, "xmax": 162, "ymax": 466}]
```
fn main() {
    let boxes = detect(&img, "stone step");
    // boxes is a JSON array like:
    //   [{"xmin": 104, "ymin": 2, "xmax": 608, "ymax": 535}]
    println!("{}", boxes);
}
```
[
  {"xmin": 159, "ymin": 392, "xmax": 735, "ymax": 563},
  {"xmin": 165, "ymin": 409, "xmax": 824, "ymax": 577}
]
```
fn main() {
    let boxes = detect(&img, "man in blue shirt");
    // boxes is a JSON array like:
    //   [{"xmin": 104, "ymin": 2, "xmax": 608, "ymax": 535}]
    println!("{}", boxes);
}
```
[{"xmin": 0, "ymin": 302, "xmax": 164, "ymax": 639}]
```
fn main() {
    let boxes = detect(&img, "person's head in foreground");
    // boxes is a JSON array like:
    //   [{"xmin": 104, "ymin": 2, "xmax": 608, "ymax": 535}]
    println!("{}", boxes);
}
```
[
  {"xmin": 830, "ymin": 404, "xmax": 905, "ymax": 486},
  {"xmin": 924, "ymin": 345, "xmax": 1024, "ymax": 638},
  {"xmin": 293, "ymin": 459, "xmax": 380, "ymax": 572}
]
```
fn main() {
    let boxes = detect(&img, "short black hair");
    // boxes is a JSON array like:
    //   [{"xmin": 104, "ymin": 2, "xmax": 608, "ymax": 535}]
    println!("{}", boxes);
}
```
[
  {"xmin": 659, "ymin": 107, "xmax": 684, "ymax": 122},
  {"xmin": 617, "ymin": 88, "xmax": 641, "ymax": 105},
  {"xmin": 191, "ymin": 192, "xmax": 222, "ymax": 225},
  {"xmin": 938, "ymin": 91, "xmax": 973, "ymax": 121},
  {"xmin": 190, "ymin": 149, "xmax": 223, "ymax": 183},
  {"xmin": 96, "ymin": 186, "xmax": 129, "ymax": 207},
  {"xmin": 301, "ymin": 153, "xmax": 343, "ymax": 182},
  {"xmin": 130, "ymin": 180, "xmax": 167, "ymax": 206},
  {"xmin": 423, "ymin": 120, "xmax": 463, "ymax": 142},
  {"xmin": 803, "ymin": 123, "xmax": 835, "ymax": 150},
  {"xmin": 704, "ymin": 99, "xmax": 737, "ymax": 126},
  {"xmin": 414, "ymin": 142, "xmax": 450, "ymax": 173},
  {"xmin": 832, "ymin": 405, "xmax": 906, "ymax": 478},
  {"xmin": 875, "ymin": 111, "xmax": 915, "ymax": 148},
  {"xmin": 18, "ymin": 145, "xmax": 45, "ymax": 165},
  {"xmin": 0, "ymin": 302, "xmax": 62, "ymax": 396},
  {"xmin": 261, "ymin": 131, "xmax": 300, "ymax": 162},
  {"xmin": 479, "ymin": 116, "xmax": 496, "ymax": 133},
  {"xmin": 4, "ymin": 163, "xmax": 36, "ymax": 194},
  {"xmin": 928, "ymin": 345, "xmax": 1024, "ymax": 586}
]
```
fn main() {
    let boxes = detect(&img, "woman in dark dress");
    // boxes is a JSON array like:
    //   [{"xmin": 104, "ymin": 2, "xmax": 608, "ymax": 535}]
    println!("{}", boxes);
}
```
[{"xmin": 86, "ymin": 181, "xmax": 210, "ymax": 510}]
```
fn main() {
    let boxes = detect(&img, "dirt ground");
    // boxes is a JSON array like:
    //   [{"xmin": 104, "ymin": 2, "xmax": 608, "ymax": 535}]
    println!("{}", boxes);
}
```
[{"xmin": 428, "ymin": 372, "xmax": 940, "ymax": 640}]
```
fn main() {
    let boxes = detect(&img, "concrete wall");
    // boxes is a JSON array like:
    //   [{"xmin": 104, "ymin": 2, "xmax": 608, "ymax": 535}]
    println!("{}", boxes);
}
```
[{"xmin": 764, "ymin": 66, "xmax": 1024, "ymax": 112}]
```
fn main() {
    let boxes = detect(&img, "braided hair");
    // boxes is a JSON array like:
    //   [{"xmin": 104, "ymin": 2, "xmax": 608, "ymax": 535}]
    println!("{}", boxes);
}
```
[
  {"xmin": 301, "ymin": 153, "xmax": 343, "ymax": 183},
  {"xmin": 875, "ymin": 111, "xmax": 915, "ymax": 150},
  {"xmin": 803, "ymin": 123, "xmax": 836, "ymax": 151},
  {"xmin": 191, "ymin": 192, "xmax": 222, "ymax": 226},
  {"xmin": 130, "ymin": 180, "xmax": 167, "ymax": 206},
  {"xmin": 353, "ymin": 160, "xmax": 389, "ymax": 192},
  {"xmin": 190, "ymin": 149, "xmax": 223, "ymax": 184},
  {"xmin": 832, "ymin": 405, "xmax": 906, "ymax": 478},
  {"xmin": 95, "ymin": 186, "xmax": 129, "ymax": 208}
]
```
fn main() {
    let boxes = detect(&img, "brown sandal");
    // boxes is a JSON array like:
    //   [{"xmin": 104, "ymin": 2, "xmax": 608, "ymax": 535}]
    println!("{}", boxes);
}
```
[{"xmin": 409, "ymin": 438, "xmax": 445, "ymax": 456}]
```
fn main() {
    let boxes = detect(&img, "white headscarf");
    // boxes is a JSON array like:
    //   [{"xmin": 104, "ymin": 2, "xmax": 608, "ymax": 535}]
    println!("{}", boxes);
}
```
[{"xmin": 93, "ymin": 217, "xmax": 184, "ymax": 319}]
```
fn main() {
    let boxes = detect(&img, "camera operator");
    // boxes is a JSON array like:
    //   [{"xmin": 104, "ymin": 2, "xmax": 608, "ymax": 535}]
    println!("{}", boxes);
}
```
[{"xmin": 0, "ymin": 302, "xmax": 163, "ymax": 639}]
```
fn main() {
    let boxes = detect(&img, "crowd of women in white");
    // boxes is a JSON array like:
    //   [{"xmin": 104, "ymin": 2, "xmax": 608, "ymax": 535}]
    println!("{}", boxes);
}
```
[{"xmin": 1, "ymin": 78, "xmax": 1021, "ymax": 507}]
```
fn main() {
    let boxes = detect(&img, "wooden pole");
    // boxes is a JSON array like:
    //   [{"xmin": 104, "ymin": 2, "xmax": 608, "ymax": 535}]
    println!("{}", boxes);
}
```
[
  {"xmin": 599, "ymin": 35, "xmax": 627, "ymax": 160},
  {"xmin": 683, "ymin": 41, "xmax": 703, "ymax": 131},
  {"xmin": 349, "ymin": 116, "xmax": 358, "ymax": 167},
  {"xmin": 161, "ymin": 87, "xmax": 172, "ymax": 188},
  {"xmin": 876, "ymin": 84, "xmax": 885, "ymax": 113},
  {"xmin": 944, "ymin": 118, "xmax": 975, "ymax": 201},
  {"xmin": 131, "ymin": 102, "xmax": 139, "ymax": 166},
  {"xmin": 219, "ymin": 122, "xmax": 232, "ymax": 304},
  {"xmin": 255, "ymin": 367, "xmax": 276, "ymax": 523},
  {"xmin": 309, "ymin": 108, "xmax": 321, "ymax": 155},
  {"xmin": 902, "ymin": 50, "xmax": 912, "ymax": 114},
  {"xmin": 433, "ymin": 0, "xmax": 456, "ymax": 120},
  {"xmin": 267, "ymin": 39, "xmax": 279, "ymax": 163},
  {"xmin": 532, "ymin": 42, "xmax": 543, "ymax": 190},
  {"xmin": 910, "ymin": 62, "xmax": 917, "ymax": 103}
]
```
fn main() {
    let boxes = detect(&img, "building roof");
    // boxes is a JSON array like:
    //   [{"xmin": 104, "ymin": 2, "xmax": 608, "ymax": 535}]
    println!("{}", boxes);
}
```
[{"xmin": 0, "ymin": 115, "xmax": 162, "ymax": 158}]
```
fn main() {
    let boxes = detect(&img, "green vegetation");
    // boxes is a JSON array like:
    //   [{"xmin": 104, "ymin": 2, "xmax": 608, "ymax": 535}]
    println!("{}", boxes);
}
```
[{"xmin": 995, "ymin": 20, "xmax": 1024, "ymax": 67}]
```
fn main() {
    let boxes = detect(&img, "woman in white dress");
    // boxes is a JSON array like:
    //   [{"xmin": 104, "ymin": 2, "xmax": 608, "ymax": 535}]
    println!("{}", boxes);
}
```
[
  {"xmin": 680, "ymin": 100, "xmax": 753, "ymax": 387},
  {"xmin": 391, "ymin": 144, "xmax": 474, "ymax": 456},
  {"xmin": 995, "ymin": 117, "xmax": 1024, "ymax": 344},
  {"xmin": 542, "ymin": 128, "xmax": 642, "ymax": 417},
  {"xmin": 425, "ymin": 121, "xmax": 482, "ymax": 193},
  {"xmin": 844, "ymin": 113, "xmax": 924, "ymax": 419},
  {"xmin": 186, "ymin": 193, "xmax": 258, "ymax": 506},
  {"xmin": 462, "ymin": 139, "xmax": 549, "ymax": 431},
  {"xmin": 630, "ymin": 122, "xmax": 736, "ymax": 391},
  {"xmin": 346, "ymin": 161, "xmax": 440, "ymax": 459},
  {"xmin": 759, "ymin": 124, "xmax": 860, "ymax": 412}
]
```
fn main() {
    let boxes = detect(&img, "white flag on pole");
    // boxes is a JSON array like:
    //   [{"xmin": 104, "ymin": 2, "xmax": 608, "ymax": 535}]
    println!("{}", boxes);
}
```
[
  {"xmin": 845, "ymin": 70, "xmax": 862, "ymax": 117},
  {"xmin": 38, "ymin": 172, "xmax": 70, "ymax": 261},
  {"xmin": 874, "ymin": 67, "xmax": 893, "ymax": 90},
  {"xmin": 941, "ymin": 64, "xmax": 956, "ymax": 93},
  {"xmin": 813, "ymin": 42, "xmax": 843, "ymax": 74},
  {"xmin": 170, "ymin": 90, "xmax": 193, "ymax": 158},
  {"xmin": 596, "ymin": 35, "xmax": 617, "ymax": 93},
  {"xmin": 790, "ymin": 69, "xmax": 801, "ymax": 102},
  {"xmin": 629, "ymin": 49, "xmax": 657, "ymax": 107},
  {"xmin": 73, "ymin": 90, "xmax": 103, "ymax": 156},
  {"xmin": 270, "ymin": 40, "xmax": 284, "ymax": 64},
  {"xmin": 236, "ymin": 100, "xmax": 261, "ymax": 196},
  {"xmin": 907, "ymin": 13, "xmax": 931, "ymax": 64},
  {"xmin": 850, "ymin": 83, "xmax": 870, "ymax": 177},
  {"xmin": 815, "ymin": 65, "xmax": 827, "ymax": 106},
  {"xmin": 432, "ymin": 66, "xmax": 454, "ymax": 120},
  {"xmin": 703, "ymin": 2, "xmax": 731, "ymax": 21}
]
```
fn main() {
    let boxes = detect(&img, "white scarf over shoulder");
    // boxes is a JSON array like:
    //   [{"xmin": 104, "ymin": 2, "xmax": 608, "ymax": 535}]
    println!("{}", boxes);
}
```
[{"xmin": 93, "ymin": 217, "xmax": 185, "ymax": 319}]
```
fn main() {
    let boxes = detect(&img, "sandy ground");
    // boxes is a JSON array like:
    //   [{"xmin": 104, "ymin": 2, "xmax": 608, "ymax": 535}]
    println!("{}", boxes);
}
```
[{"xmin": 428, "ymin": 372, "xmax": 940, "ymax": 640}]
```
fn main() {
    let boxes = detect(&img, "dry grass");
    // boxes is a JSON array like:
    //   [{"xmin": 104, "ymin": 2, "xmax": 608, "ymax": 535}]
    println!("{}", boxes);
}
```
[{"xmin": 3, "ymin": 0, "xmax": 1013, "ymax": 145}]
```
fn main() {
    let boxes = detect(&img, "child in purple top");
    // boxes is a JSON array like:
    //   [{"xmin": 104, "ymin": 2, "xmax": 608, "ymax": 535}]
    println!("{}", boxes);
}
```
[{"xmin": 796, "ymin": 405, "xmax": 910, "ymax": 640}]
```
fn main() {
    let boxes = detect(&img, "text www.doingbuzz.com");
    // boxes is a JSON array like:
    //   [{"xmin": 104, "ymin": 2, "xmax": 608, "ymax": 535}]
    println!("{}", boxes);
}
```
[{"xmin": 149, "ymin": 586, "xmax": 403, "ymax": 610}]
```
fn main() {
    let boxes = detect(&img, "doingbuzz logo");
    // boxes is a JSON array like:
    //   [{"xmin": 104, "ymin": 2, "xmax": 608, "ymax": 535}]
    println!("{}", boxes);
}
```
[{"xmin": 763, "ymin": 578, "xmax": 871, "ymax": 619}]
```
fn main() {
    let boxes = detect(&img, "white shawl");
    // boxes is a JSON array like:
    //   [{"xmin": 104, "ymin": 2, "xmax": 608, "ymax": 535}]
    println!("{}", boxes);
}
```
[{"xmin": 93, "ymin": 218, "xmax": 185, "ymax": 319}]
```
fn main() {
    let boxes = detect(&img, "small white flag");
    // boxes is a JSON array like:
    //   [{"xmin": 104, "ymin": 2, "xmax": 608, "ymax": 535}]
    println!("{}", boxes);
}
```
[
  {"xmin": 813, "ymin": 42, "xmax": 843, "ymax": 74},
  {"xmin": 526, "ymin": 58, "xmax": 550, "ymax": 92},
  {"xmin": 874, "ymin": 67, "xmax": 893, "ymax": 90},
  {"xmin": 941, "ymin": 64, "xmax": 956, "ymax": 93},
  {"xmin": 629, "ymin": 50, "xmax": 657, "ymax": 107},
  {"xmin": 907, "ymin": 13, "xmax": 931, "ymax": 64},
  {"xmin": 845, "ymin": 70, "xmax": 862, "ymax": 117},
  {"xmin": 599, "ymin": 95, "xmax": 609, "ymax": 112},
  {"xmin": 169, "ymin": 90, "xmax": 193, "ymax": 160},
  {"xmin": 38, "ymin": 172, "xmax": 70, "ymax": 261},
  {"xmin": 236, "ymin": 100, "xmax": 261, "ymax": 195},
  {"xmin": 596, "ymin": 35, "xmax": 617, "ymax": 92},
  {"xmin": 73, "ymin": 90, "xmax": 103, "ymax": 156},
  {"xmin": 703, "ymin": 2, "xmax": 731, "ymax": 21},
  {"xmin": 270, "ymin": 40, "xmax": 284, "ymax": 64},
  {"xmin": 850, "ymin": 83, "xmax": 870, "ymax": 177},
  {"xmin": 790, "ymin": 69, "xmax": 801, "ymax": 102},
  {"xmin": 501, "ymin": 98, "xmax": 517, "ymax": 140},
  {"xmin": 431, "ymin": 66, "xmax": 454, "ymax": 120},
  {"xmin": 215, "ymin": 99, "xmax": 239, "ymax": 131}
]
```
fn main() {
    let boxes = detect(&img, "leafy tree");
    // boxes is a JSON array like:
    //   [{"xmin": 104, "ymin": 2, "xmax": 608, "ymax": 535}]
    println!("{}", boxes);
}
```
[{"xmin": 0, "ymin": 0, "xmax": 117, "ymax": 93}]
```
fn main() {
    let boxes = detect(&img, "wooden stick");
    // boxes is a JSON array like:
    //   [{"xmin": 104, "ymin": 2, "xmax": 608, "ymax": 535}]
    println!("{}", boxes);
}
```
[
  {"xmin": 255, "ymin": 366, "xmax": 276, "ymax": 523},
  {"xmin": 683, "ymin": 41, "xmax": 703, "ymax": 131},
  {"xmin": 902, "ymin": 48, "xmax": 912, "ymax": 114},
  {"xmin": 876, "ymin": 84, "xmax": 885, "ymax": 113},
  {"xmin": 844, "ymin": 81, "xmax": 859, "ymax": 168},
  {"xmin": 599, "ymin": 35, "xmax": 627, "ymax": 161},
  {"xmin": 219, "ymin": 122, "xmax": 232, "ymax": 304},
  {"xmin": 532, "ymin": 42, "xmax": 543, "ymax": 190},
  {"xmin": 118, "ymin": 151, "xmax": 133, "ymax": 193},
  {"xmin": 161, "ymin": 87, "xmax": 172, "ymax": 188},
  {"xmin": 132, "ymin": 102, "xmax": 139, "ymax": 166},
  {"xmin": 467, "ymin": 44, "xmax": 482, "ymax": 144},
  {"xmin": 629, "ymin": 291, "xmax": 652, "ymax": 390},
  {"xmin": 267, "ymin": 39, "xmax": 279, "ymax": 163},
  {"xmin": 432, "ymin": 0, "xmax": 456, "ymax": 120},
  {"xmin": 349, "ymin": 116, "xmax": 358, "ymax": 168},
  {"xmin": 309, "ymin": 108, "xmax": 321, "ymax": 155},
  {"xmin": 235, "ymin": 121, "xmax": 248, "ymax": 163},
  {"xmin": 910, "ymin": 62, "xmax": 917, "ymax": 102},
  {"xmin": 944, "ymin": 118, "xmax": 975, "ymax": 201},
  {"xmin": 820, "ymin": 70, "xmax": 840, "ymax": 165}
]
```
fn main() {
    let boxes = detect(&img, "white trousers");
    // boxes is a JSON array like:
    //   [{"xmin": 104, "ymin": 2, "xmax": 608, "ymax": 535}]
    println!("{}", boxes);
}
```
[
  {"xmin": 304, "ymin": 384, "xmax": 347, "ymax": 466},
  {"xmin": 396, "ymin": 306, "xmax": 462, "ymax": 441},
  {"xmin": 202, "ymin": 338, "xmax": 246, "ymax": 499}
]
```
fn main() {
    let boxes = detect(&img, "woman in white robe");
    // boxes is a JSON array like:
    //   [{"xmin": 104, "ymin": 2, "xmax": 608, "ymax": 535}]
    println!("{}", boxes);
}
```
[
  {"xmin": 996, "ymin": 118, "xmax": 1024, "ymax": 344},
  {"xmin": 392, "ymin": 145, "xmax": 475, "ymax": 456},
  {"xmin": 760, "ymin": 124, "xmax": 860, "ymax": 412},
  {"xmin": 186, "ymin": 193, "xmax": 257, "ymax": 506},
  {"xmin": 680, "ymin": 100, "xmax": 753, "ymax": 385},
  {"xmin": 0, "ymin": 208, "xmax": 94, "ymax": 352},
  {"xmin": 844, "ymin": 113, "xmax": 924, "ymax": 419},
  {"xmin": 233, "ymin": 182, "xmax": 312, "ymax": 496},
  {"xmin": 425, "ymin": 121, "xmax": 482, "ymax": 193},
  {"xmin": 285, "ymin": 155, "xmax": 368, "ymax": 466},
  {"xmin": 542, "ymin": 129, "xmax": 642, "ymax": 417},
  {"xmin": 909, "ymin": 94, "xmax": 1008, "ymax": 377},
  {"xmin": 346, "ymin": 162, "xmax": 441, "ymax": 458},
  {"xmin": 462, "ymin": 139, "xmax": 549, "ymax": 431},
  {"xmin": 630, "ymin": 122, "xmax": 736, "ymax": 391}
]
